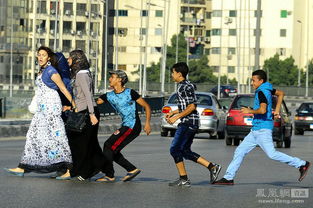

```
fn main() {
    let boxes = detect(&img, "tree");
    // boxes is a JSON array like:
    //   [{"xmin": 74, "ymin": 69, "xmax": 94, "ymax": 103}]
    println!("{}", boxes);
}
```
[{"xmin": 263, "ymin": 54, "xmax": 301, "ymax": 86}]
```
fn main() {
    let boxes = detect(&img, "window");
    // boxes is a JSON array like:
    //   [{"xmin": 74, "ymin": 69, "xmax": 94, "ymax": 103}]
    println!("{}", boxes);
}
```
[
  {"xmin": 76, "ymin": 22, "xmax": 86, "ymax": 34},
  {"xmin": 204, "ymin": 48, "xmax": 210, "ymax": 55},
  {"xmin": 205, "ymin": 12, "xmax": 211, "ymax": 19},
  {"xmin": 212, "ymin": 10, "xmax": 222, "ymax": 17},
  {"xmin": 229, "ymin": 10, "xmax": 237, "ymax": 17},
  {"xmin": 118, "ymin": 46, "xmax": 127, "ymax": 52},
  {"xmin": 206, "ymin": 30, "xmax": 211, "ymax": 37},
  {"xmin": 62, "ymin": 40, "xmax": 71, "ymax": 51},
  {"xmin": 155, "ymin": 28, "xmax": 162, "ymax": 36},
  {"xmin": 277, "ymin": 48, "xmax": 286, "ymax": 56},
  {"xmin": 280, "ymin": 29, "xmax": 286, "ymax": 37},
  {"xmin": 228, "ymin": 48, "xmax": 236, "ymax": 55},
  {"xmin": 77, "ymin": 3, "xmax": 87, "ymax": 16},
  {"xmin": 211, "ymin": 66, "xmax": 220, "ymax": 73},
  {"xmin": 118, "ymin": 10, "xmax": 128, "ymax": 16},
  {"xmin": 155, "ymin": 10, "xmax": 163, "ymax": 17},
  {"xmin": 211, "ymin": 47, "xmax": 221, "ymax": 54},
  {"xmin": 229, "ymin": 29, "xmax": 236, "ymax": 36},
  {"xmin": 212, "ymin": 29, "xmax": 221, "ymax": 36},
  {"xmin": 140, "ymin": 28, "xmax": 146, "ymax": 35},
  {"xmin": 151, "ymin": 47, "xmax": 161, "ymax": 53},
  {"xmin": 63, "ymin": 2, "xmax": 73, "ymax": 15},
  {"xmin": 63, "ymin": 21, "xmax": 72, "ymax": 33},
  {"xmin": 253, "ymin": 29, "xmax": 262, "ymax": 36},
  {"xmin": 141, "ymin": 10, "xmax": 148, "ymax": 17},
  {"xmin": 228, "ymin": 66, "xmax": 235, "ymax": 73},
  {"xmin": 280, "ymin": 10, "xmax": 288, "ymax": 18},
  {"xmin": 76, "ymin": 40, "xmax": 85, "ymax": 51},
  {"xmin": 254, "ymin": 10, "xmax": 263, "ymax": 17},
  {"xmin": 0, "ymin": 56, "xmax": 3, "ymax": 63}
]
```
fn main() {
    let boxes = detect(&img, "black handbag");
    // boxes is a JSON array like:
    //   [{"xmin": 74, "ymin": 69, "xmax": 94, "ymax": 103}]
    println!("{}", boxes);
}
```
[{"xmin": 65, "ymin": 111, "xmax": 88, "ymax": 132}]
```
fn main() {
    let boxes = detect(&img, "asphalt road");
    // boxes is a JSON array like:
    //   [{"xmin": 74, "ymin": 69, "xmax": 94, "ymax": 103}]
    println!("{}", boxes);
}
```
[{"xmin": 0, "ymin": 130, "xmax": 313, "ymax": 208}]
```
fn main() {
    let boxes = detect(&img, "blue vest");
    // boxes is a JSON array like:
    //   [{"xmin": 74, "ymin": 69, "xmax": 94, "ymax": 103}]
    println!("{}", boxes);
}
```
[
  {"xmin": 107, "ymin": 88, "xmax": 137, "ymax": 128},
  {"xmin": 252, "ymin": 82, "xmax": 274, "ymax": 130},
  {"xmin": 41, "ymin": 65, "xmax": 59, "ymax": 90}
]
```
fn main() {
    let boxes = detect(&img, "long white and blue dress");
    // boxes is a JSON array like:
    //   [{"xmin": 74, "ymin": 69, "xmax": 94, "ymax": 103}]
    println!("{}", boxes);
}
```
[{"xmin": 18, "ymin": 66, "xmax": 72, "ymax": 173}]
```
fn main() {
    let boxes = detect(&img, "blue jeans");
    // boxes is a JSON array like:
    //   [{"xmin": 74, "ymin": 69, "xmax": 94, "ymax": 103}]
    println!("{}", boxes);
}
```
[
  {"xmin": 224, "ymin": 129, "xmax": 306, "ymax": 180},
  {"xmin": 170, "ymin": 123, "xmax": 200, "ymax": 163}
]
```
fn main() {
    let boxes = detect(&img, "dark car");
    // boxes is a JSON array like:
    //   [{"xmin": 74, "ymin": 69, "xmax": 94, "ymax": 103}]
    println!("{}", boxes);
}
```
[
  {"xmin": 294, "ymin": 102, "xmax": 313, "ymax": 135},
  {"xmin": 210, "ymin": 85, "xmax": 237, "ymax": 98},
  {"xmin": 225, "ymin": 94, "xmax": 292, "ymax": 148}
]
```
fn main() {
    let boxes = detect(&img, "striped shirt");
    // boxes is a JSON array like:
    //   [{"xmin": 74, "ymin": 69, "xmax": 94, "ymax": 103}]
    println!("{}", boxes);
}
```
[{"xmin": 176, "ymin": 80, "xmax": 199, "ymax": 126}]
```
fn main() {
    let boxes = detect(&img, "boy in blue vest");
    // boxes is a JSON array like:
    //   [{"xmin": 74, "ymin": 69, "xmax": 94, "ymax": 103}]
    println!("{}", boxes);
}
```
[
  {"xmin": 96, "ymin": 70, "xmax": 151, "ymax": 182},
  {"xmin": 214, "ymin": 70, "xmax": 310, "ymax": 185}
]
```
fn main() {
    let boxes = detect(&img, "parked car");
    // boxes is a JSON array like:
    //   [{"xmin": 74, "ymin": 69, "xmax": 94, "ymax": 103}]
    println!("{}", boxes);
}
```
[
  {"xmin": 210, "ymin": 85, "xmax": 237, "ymax": 98},
  {"xmin": 161, "ymin": 92, "xmax": 227, "ymax": 138},
  {"xmin": 294, "ymin": 102, "xmax": 313, "ymax": 135},
  {"xmin": 225, "ymin": 94, "xmax": 292, "ymax": 148}
]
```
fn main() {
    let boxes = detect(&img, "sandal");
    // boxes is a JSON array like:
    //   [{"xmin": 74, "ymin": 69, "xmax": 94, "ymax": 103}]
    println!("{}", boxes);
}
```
[
  {"xmin": 95, "ymin": 176, "xmax": 115, "ymax": 183},
  {"xmin": 122, "ymin": 169, "xmax": 141, "ymax": 182}
]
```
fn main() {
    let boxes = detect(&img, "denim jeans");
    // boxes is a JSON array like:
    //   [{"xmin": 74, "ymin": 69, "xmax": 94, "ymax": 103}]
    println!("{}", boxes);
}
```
[
  {"xmin": 224, "ymin": 129, "xmax": 306, "ymax": 180},
  {"xmin": 170, "ymin": 123, "xmax": 200, "ymax": 163}
]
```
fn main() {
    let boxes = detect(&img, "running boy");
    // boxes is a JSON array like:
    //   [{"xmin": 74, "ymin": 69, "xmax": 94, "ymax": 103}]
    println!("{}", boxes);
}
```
[
  {"xmin": 167, "ymin": 62, "xmax": 221, "ymax": 187},
  {"xmin": 214, "ymin": 70, "xmax": 310, "ymax": 185},
  {"xmin": 96, "ymin": 70, "xmax": 151, "ymax": 182}
]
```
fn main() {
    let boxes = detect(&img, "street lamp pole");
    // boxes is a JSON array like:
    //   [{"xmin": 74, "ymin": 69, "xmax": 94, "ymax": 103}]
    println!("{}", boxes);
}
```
[
  {"xmin": 104, "ymin": 0, "xmax": 108, "ymax": 92},
  {"xmin": 115, "ymin": 0, "xmax": 119, "ymax": 70},
  {"xmin": 143, "ymin": 0, "xmax": 151, "ymax": 97},
  {"xmin": 9, "ymin": 5, "xmax": 13, "ymax": 97},
  {"xmin": 217, "ymin": 0, "xmax": 224, "ymax": 99},
  {"xmin": 297, "ymin": 20, "xmax": 302, "ymax": 87},
  {"xmin": 53, "ymin": 0, "xmax": 58, "ymax": 51},
  {"xmin": 305, "ymin": 0, "xmax": 309, "ymax": 97}
]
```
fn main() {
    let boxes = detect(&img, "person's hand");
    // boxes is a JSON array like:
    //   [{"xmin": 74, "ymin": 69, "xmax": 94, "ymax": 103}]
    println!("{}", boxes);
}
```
[
  {"xmin": 62, "ymin": 106, "xmax": 71, "ymax": 112},
  {"xmin": 167, "ymin": 115, "xmax": 179, "ymax": 125},
  {"xmin": 144, "ymin": 123, "xmax": 151, "ymax": 135},
  {"xmin": 240, "ymin": 107, "xmax": 251, "ymax": 114},
  {"xmin": 273, "ymin": 110, "xmax": 280, "ymax": 119},
  {"xmin": 90, "ymin": 114, "xmax": 98, "ymax": 125},
  {"xmin": 165, "ymin": 111, "xmax": 174, "ymax": 119}
]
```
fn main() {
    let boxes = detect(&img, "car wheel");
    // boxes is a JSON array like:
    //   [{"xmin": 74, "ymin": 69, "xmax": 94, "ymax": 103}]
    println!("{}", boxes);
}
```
[
  {"xmin": 161, "ymin": 128, "xmax": 168, "ymax": 137},
  {"xmin": 294, "ymin": 128, "xmax": 304, "ymax": 135},
  {"xmin": 233, "ymin": 139, "xmax": 240, "ymax": 146},
  {"xmin": 225, "ymin": 135, "xmax": 232, "ymax": 146},
  {"xmin": 217, "ymin": 130, "xmax": 225, "ymax": 139},
  {"xmin": 170, "ymin": 130, "xmax": 176, "ymax": 137},
  {"xmin": 284, "ymin": 138, "xmax": 291, "ymax": 148}
]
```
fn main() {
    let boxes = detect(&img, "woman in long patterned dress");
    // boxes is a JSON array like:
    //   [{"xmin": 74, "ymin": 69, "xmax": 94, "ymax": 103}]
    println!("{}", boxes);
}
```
[{"xmin": 4, "ymin": 46, "xmax": 74, "ymax": 178}]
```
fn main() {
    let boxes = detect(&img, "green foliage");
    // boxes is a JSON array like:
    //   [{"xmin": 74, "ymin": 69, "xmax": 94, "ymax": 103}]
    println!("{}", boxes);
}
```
[{"xmin": 263, "ymin": 54, "xmax": 302, "ymax": 86}]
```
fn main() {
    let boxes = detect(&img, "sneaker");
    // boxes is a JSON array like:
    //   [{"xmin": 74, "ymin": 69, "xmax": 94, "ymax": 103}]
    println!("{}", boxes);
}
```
[
  {"xmin": 213, "ymin": 178, "xmax": 234, "ymax": 185},
  {"xmin": 209, "ymin": 163, "xmax": 222, "ymax": 184},
  {"xmin": 168, "ymin": 178, "xmax": 191, "ymax": 187},
  {"xmin": 299, "ymin": 161, "xmax": 311, "ymax": 182}
]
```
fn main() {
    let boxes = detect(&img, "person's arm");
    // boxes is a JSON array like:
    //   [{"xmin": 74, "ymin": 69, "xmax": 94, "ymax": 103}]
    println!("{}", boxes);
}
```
[
  {"xmin": 136, "ymin": 97, "xmax": 151, "ymax": 135},
  {"xmin": 274, "ymin": 89, "xmax": 284, "ymax": 118},
  {"xmin": 77, "ymin": 74, "xmax": 98, "ymax": 125},
  {"xmin": 97, "ymin": 94, "xmax": 108, "ymax": 105},
  {"xmin": 165, "ymin": 109, "xmax": 179, "ymax": 119},
  {"xmin": 167, "ymin": 103, "xmax": 196, "ymax": 125},
  {"xmin": 51, "ymin": 73, "xmax": 76, "ymax": 110},
  {"xmin": 241, "ymin": 103, "xmax": 267, "ymax": 115}
]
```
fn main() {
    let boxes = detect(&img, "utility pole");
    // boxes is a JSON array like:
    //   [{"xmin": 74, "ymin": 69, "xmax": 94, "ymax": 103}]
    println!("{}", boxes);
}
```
[
  {"xmin": 53, "ymin": 0, "xmax": 58, "ymax": 51},
  {"xmin": 255, "ymin": 0, "xmax": 261, "ymax": 71}
]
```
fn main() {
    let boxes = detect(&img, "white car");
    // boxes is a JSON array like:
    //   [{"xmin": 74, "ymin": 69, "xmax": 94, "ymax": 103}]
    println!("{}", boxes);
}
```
[{"xmin": 160, "ymin": 92, "xmax": 227, "ymax": 138}]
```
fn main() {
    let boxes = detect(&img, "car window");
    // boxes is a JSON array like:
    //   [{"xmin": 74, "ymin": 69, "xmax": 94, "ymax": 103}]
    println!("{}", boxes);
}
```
[
  {"xmin": 197, "ymin": 94, "xmax": 213, "ymax": 106},
  {"xmin": 167, "ymin": 93, "xmax": 213, "ymax": 106},
  {"xmin": 298, "ymin": 103, "xmax": 313, "ymax": 113},
  {"xmin": 232, "ymin": 96, "xmax": 254, "ymax": 109}
]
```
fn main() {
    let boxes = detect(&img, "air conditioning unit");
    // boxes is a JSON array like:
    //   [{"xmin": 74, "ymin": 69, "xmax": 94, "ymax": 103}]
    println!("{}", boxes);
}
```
[
  {"xmin": 288, "ymin": 11, "xmax": 292, "ymax": 15},
  {"xmin": 225, "ymin": 17, "xmax": 233, "ymax": 24},
  {"xmin": 37, "ymin": 28, "xmax": 43, "ymax": 33},
  {"xmin": 90, "ymin": 31, "xmax": 96, "ymax": 37},
  {"xmin": 227, "ymin": 55, "xmax": 232, "ymax": 60},
  {"xmin": 50, "ymin": 29, "xmax": 54, "ymax": 35},
  {"xmin": 85, "ymin": 11, "xmax": 89, "ymax": 17},
  {"xmin": 65, "ymin": 10, "xmax": 71, "ymax": 16},
  {"xmin": 51, "ymin": 9, "xmax": 56, "ymax": 15},
  {"xmin": 77, "ymin": 30, "xmax": 82, "ymax": 36},
  {"xmin": 204, "ymin": 37, "xmax": 211, "ymax": 43},
  {"xmin": 91, "ymin": 12, "xmax": 96, "ymax": 18},
  {"xmin": 71, "ymin": 30, "xmax": 76, "ymax": 35}
]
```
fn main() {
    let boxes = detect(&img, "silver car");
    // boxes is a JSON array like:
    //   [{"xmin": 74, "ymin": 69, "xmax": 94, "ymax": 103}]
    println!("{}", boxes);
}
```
[{"xmin": 160, "ymin": 92, "xmax": 227, "ymax": 138}]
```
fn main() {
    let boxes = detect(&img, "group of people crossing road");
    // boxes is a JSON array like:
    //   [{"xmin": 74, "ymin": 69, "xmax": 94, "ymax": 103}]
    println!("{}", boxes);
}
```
[{"xmin": 4, "ymin": 46, "xmax": 311, "ymax": 186}]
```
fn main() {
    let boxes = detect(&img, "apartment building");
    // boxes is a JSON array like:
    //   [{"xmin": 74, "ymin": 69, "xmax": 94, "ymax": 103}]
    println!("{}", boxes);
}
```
[
  {"xmin": 0, "ymin": 0, "xmax": 29, "ymax": 88},
  {"xmin": 25, "ymin": 0, "xmax": 104, "ymax": 87}
]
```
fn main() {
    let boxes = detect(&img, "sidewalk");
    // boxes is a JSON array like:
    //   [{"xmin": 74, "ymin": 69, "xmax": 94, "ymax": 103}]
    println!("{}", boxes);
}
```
[{"xmin": 0, "ymin": 114, "xmax": 161, "ymax": 138}]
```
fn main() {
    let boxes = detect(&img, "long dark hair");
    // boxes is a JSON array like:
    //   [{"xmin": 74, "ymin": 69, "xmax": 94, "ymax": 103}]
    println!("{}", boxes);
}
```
[
  {"xmin": 37, "ymin": 46, "xmax": 58, "ymax": 70},
  {"xmin": 69, "ymin": 50, "xmax": 90, "ymax": 79}
]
